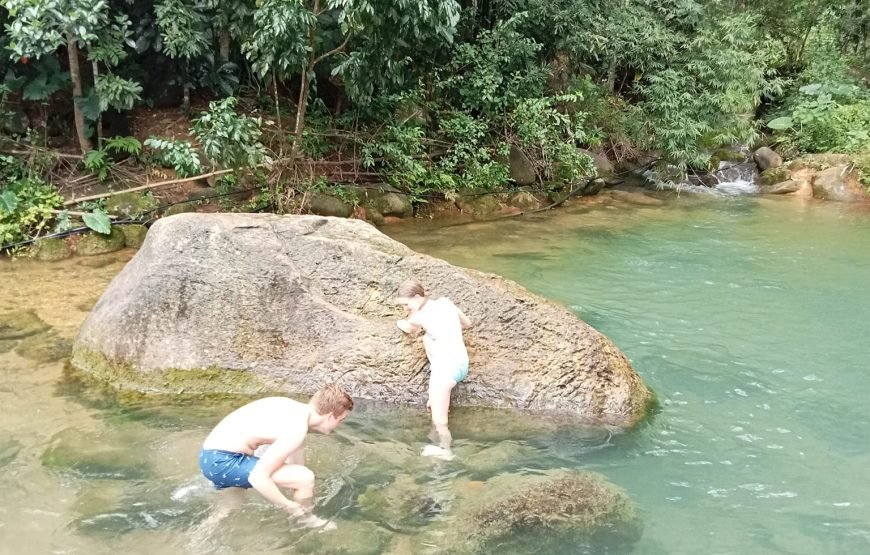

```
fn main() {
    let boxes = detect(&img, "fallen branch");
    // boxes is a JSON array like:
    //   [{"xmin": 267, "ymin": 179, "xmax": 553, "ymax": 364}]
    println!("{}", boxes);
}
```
[
  {"xmin": 63, "ymin": 168, "xmax": 238, "ymax": 206},
  {"xmin": 51, "ymin": 208, "xmax": 120, "ymax": 219}
]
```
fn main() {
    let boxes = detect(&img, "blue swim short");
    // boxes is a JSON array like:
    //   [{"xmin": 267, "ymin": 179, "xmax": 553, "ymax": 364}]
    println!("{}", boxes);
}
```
[
  {"xmin": 432, "ymin": 360, "xmax": 469, "ymax": 384},
  {"xmin": 199, "ymin": 448, "xmax": 259, "ymax": 489}
]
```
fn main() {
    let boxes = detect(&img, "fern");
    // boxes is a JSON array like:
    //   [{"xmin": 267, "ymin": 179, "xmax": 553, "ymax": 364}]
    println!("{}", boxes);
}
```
[{"xmin": 103, "ymin": 136, "xmax": 142, "ymax": 156}]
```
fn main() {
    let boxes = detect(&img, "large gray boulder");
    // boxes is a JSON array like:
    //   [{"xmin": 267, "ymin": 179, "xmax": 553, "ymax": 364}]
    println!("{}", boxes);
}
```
[{"xmin": 72, "ymin": 213, "xmax": 653, "ymax": 427}]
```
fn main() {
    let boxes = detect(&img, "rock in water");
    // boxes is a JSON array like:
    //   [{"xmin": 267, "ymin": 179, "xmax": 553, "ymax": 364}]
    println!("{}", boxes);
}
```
[{"xmin": 72, "ymin": 213, "xmax": 653, "ymax": 427}]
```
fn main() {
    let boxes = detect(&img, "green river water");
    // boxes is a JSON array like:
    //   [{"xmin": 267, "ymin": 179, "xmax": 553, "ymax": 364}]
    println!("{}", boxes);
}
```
[{"xmin": 1, "ymin": 190, "xmax": 869, "ymax": 554}]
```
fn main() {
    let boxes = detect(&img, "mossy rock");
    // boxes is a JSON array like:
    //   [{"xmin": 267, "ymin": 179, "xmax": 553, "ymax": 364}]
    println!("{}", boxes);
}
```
[
  {"xmin": 307, "ymin": 193, "xmax": 354, "ymax": 218},
  {"xmin": 41, "ymin": 428, "xmax": 151, "ymax": 479},
  {"xmin": 15, "ymin": 332, "xmax": 72, "ymax": 363},
  {"xmin": 449, "ymin": 470, "xmax": 641, "ymax": 554},
  {"xmin": 358, "ymin": 474, "xmax": 440, "ymax": 530},
  {"xmin": 758, "ymin": 167, "xmax": 792, "ymax": 187},
  {"xmin": 76, "ymin": 228, "xmax": 127, "ymax": 256},
  {"xmin": 0, "ymin": 310, "xmax": 50, "ymax": 340},
  {"xmin": 163, "ymin": 202, "xmax": 197, "ymax": 217},
  {"xmin": 362, "ymin": 190, "xmax": 413, "ymax": 219},
  {"xmin": 117, "ymin": 224, "xmax": 148, "ymax": 248},
  {"xmin": 508, "ymin": 190, "xmax": 543, "ymax": 211},
  {"xmin": 456, "ymin": 189, "xmax": 502, "ymax": 216},
  {"xmin": 106, "ymin": 192, "xmax": 158, "ymax": 218},
  {"xmin": 31, "ymin": 237, "xmax": 72, "ymax": 261},
  {"xmin": 709, "ymin": 147, "xmax": 746, "ymax": 170},
  {"xmin": 295, "ymin": 520, "xmax": 392, "ymax": 555},
  {"xmin": 509, "ymin": 145, "xmax": 537, "ymax": 186}
]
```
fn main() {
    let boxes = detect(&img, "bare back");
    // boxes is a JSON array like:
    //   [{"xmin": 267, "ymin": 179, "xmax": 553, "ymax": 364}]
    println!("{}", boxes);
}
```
[{"xmin": 202, "ymin": 397, "xmax": 310, "ymax": 455}]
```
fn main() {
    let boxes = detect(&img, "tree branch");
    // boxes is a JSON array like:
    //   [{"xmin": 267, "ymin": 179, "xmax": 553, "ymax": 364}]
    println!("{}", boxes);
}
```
[{"xmin": 312, "ymin": 33, "xmax": 353, "ymax": 66}]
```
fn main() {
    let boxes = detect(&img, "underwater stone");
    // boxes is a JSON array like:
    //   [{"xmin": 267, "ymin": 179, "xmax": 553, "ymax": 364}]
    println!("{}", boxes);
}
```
[
  {"xmin": 15, "ymin": 332, "xmax": 72, "ymax": 363},
  {"xmin": 0, "ymin": 310, "xmax": 50, "ymax": 340},
  {"xmin": 41, "ymin": 428, "xmax": 151, "ymax": 480},
  {"xmin": 447, "ymin": 470, "xmax": 642, "ymax": 554},
  {"xmin": 0, "ymin": 438, "xmax": 22, "ymax": 468},
  {"xmin": 294, "ymin": 519, "xmax": 392, "ymax": 555}
]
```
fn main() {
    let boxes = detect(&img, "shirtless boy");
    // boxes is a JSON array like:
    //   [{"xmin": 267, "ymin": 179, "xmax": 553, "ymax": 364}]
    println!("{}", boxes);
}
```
[
  {"xmin": 395, "ymin": 280, "xmax": 472, "ymax": 458},
  {"xmin": 198, "ymin": 384, "xmax": 353, "ymax": 528}
]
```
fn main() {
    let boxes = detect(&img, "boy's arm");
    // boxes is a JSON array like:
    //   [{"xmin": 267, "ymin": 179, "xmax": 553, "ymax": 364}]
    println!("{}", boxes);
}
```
[{"xmin": 247, "ymin": 430, "xmax": 308, "ymax": 515}]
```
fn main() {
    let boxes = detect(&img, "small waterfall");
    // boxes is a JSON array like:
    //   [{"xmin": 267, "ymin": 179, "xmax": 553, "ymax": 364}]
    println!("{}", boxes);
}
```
[{"xmin": 713, "ymin": 161, "xmax": 759, "ymax": 195}]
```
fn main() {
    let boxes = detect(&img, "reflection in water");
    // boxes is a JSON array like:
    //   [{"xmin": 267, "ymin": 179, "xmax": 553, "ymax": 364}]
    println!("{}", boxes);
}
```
[{"xmin": 3, "ymin": 192, "xmax": 870, "ymax": 553}]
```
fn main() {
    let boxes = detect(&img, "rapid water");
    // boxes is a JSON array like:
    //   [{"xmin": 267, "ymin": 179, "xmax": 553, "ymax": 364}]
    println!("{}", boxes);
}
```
[{"xmin": 1, "ymin": 190, "xmax": 869, "ymax": 554}]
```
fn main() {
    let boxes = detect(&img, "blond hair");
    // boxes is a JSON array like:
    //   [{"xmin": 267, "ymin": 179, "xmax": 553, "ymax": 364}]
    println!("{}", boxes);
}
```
[
  {"xmin": 311, "ymin": 383, "xmax": 354, "ymax": 416},
  {"xmin": 397, "ymin": 280, "xmax": 426, "ymax": 298}
]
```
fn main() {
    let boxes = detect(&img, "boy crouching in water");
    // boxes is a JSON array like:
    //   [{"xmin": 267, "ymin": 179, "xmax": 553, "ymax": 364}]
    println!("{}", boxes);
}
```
[
  {"xmin": 395, "ymin": 280, "xmax": 472, "ymax": 459},
  {"xmin": 198, "ymin": 384, "xmax": 353, "ymax": 529}
]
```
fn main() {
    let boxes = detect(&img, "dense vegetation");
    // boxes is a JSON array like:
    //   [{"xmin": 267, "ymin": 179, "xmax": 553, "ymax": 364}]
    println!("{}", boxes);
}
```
[{"xmin": 0, "ymin": 0, "xmax": 868, "ymax": 246}]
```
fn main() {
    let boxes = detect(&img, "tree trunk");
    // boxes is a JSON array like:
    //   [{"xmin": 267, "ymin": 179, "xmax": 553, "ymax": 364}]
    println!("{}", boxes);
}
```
[
  {"xmin": 92, "ymin": 60, "xmax": 103, "ymax": 147},
  {"xmin": 289, "ymin": 0, "xmax": 319, "ymax": 164},
  {"xmin": 290, "ymin": 65, "xmax": 310, "ymax": 164},
  {"xmin": 606, "ymin": 56, "xmax": 617, "ymax": 93},
  {"xmin": 67, "ymin": 36, "xmax": 92, "ymax": 153},
  {"xmin": 219, "ymin": 28, "xmax": 231, "ymax": 63},
  {"xmin": 273, "ymin": 70, "xmax": 283, "ymax": 155}
]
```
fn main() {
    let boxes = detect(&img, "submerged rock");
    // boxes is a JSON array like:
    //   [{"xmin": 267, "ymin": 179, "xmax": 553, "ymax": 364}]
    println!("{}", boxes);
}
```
[
  {"xmin": 15, "ymin": 332, "xmax": 72, "ymax": 363},
  {"xmin": 0, "ymin": 338, "xmax": 18, "ymax": 354},
  {"xmin": 0, "ymin": 438, "xmax": 21, "ymax": 468},
  {"xmin": 72, "ymin": 213, "xmax": 653, "ymax": 426},
  {"xmin": 295, "ymin": 519, "xmax": 392, "ymax": 555},
  {"xmin": 0, "ymin": 310, "xmax": 50, "ymax": 340},
  {"xmin": 446, "ymin": 470, "xmax": 641, "ymax": 554},
  {"xmin": 358, "ymin": 473, "xmax": 437, "ymax": 530},
  {"xmin": 41, "ymin": 428, "xmax": 151, "ymax": 479},
  {"xmin": 463, "ymin": 440, "xmax": 539, "ymax": 478}
]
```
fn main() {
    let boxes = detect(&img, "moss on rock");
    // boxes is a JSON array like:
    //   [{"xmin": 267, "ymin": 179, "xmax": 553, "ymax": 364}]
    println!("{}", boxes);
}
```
[
  {"xmin": 758, "ymin": 167, "xmax": 792, "ymax": 187},
  {"xmin": 106, "ymin": 192, "xmax": 158, "ymax": 218},
  {"xmin": 76, "ymin": 228, "xmax": 127, "ymax": 256},
  {"xmin": 449, "ymin": 471, "xmax": 641, "ymax": 554},
  {"xmin": 117, "ymin": 224, "xmax": 148, "ymax": 248},
  {"xmin": 70, "ymin": 345, "xmax": 268, "ymax": 396},
  {"xmin": 31, "ymin": 237, "xmax": 72, "ymax": 261}
]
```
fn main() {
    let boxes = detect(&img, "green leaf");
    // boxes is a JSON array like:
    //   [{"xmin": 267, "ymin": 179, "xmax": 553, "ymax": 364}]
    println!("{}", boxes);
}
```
[
  {"xmin": 0, "ymin": 190, "xmax": 18, "ymax": 213},
  {"xmin": 82, "ymin": 211, "xmax": 111, "ymax": 234},
  {"xmin": 767, "ymin": 116, "xmax": 793, "ymax": 130}
]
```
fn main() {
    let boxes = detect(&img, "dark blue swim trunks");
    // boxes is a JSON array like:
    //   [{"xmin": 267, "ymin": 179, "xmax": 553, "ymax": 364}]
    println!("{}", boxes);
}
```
[{"xmin": 199, "ymin": 448, "xmax": 259, "ymax": 489}]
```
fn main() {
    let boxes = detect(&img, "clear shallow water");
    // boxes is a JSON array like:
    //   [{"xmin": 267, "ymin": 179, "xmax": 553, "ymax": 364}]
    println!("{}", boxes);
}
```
[{"xmin": 2, "ymin": 191, "xmax": 870, "ymax": 554}]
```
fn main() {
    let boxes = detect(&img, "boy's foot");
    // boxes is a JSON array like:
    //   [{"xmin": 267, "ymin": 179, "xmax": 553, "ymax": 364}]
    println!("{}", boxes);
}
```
[
  {"xmin": 293, "ymin": 513, "xmax": 336, "ymax": 530},
  {"xmin": 421, "ymin": 444, "xmax": 455, "ymax": 461}
]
